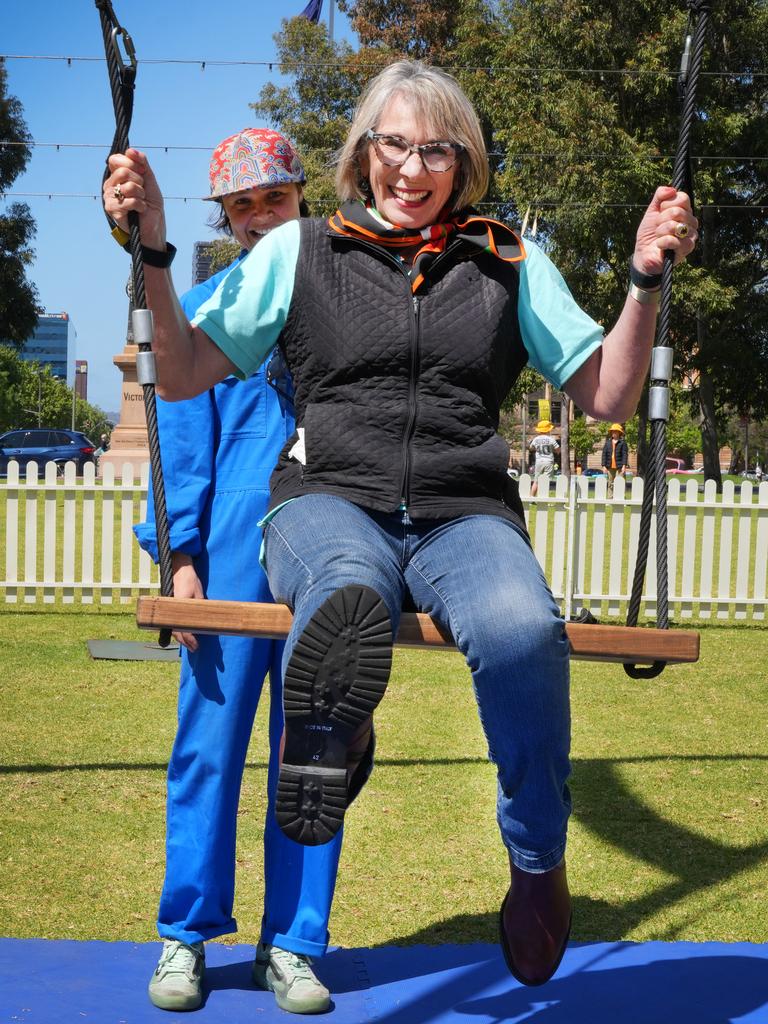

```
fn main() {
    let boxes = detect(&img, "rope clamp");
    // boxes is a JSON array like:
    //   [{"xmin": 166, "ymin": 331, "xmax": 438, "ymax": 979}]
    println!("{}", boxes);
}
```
[
  {"xmin": 136, "ymin": 350, "xmax": 158, "ymax": 386},
  {"xmin": 650, "ymin": 346, "xmax": 674, "ymax": 383},
  {"xmin": 648, "ymin": 385, "xmax": 671, "ymax": 423},
  {"xmin": 132, "ymin": 308, "xmax": 155, "ymax": 347}
]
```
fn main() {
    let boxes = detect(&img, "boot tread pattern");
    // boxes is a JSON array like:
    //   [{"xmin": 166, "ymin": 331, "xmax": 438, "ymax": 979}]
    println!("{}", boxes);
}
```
[{"xmin": 277, "ymin": 585, "xmax": 392, "ymax": 845}]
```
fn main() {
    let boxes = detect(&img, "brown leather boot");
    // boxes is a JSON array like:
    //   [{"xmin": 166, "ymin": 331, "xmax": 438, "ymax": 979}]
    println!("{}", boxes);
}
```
[{"xmin": 499, "ymin": 858, "xmax": 572, "ymax": 986}]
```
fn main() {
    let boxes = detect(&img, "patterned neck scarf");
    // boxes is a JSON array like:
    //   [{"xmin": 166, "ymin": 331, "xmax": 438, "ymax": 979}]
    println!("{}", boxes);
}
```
[{"xmin": 327, "ymin": 200, "xmax": 526, "ymax": 293}]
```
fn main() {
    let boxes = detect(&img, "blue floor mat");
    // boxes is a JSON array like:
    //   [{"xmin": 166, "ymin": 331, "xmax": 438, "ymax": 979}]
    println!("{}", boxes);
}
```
[{"xmin": 2, "ymin": 938, "xmax": 768, "ymax": 1023}]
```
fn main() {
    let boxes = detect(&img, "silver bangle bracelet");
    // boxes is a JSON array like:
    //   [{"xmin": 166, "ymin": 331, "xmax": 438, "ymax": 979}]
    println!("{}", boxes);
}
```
[{"xmin": 628, "ymin": 281, "xmax": 661, "ymax": 307}]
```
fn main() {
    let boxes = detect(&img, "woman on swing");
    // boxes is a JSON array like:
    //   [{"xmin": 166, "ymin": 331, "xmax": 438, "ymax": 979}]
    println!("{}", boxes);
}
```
[{"xmin": 105, "ymin": 59, "xmax": 697, "ymax": 987}]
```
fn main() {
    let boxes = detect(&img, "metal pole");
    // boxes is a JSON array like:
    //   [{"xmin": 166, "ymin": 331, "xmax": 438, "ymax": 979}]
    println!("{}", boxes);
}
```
[{"xmin": 328, "ymin": 0, "xmax": 334, "ymax": 42}]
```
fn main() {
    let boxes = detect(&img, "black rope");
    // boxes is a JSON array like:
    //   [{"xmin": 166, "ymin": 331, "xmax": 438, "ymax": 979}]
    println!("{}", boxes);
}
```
[
  {"xmin": 95, "ymin": 0, "xmax": 174, "ymax": 646},
  {"xmin": 624, "ymin": 0, "xmax": 710, "ymax": 679}
]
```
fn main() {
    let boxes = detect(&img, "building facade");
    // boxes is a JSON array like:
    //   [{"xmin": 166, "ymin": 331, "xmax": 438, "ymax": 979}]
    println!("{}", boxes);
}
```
[
  {"xmin": 14, "ymin": 312, "xmax": 77, "ymax": 385},
  {"xmin": 192, "ymin": 242, "xmax": 215, "ymax": 288}
]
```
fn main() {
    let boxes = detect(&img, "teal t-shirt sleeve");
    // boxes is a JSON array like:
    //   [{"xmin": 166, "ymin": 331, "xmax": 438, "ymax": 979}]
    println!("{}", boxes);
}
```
[
  {"xmin": 517, "ymin": 240, "xmax": 604, "ymax": 390},
  {"xmin": 191, "ymin": 219, "xmax": 300, "ymax": 378}
]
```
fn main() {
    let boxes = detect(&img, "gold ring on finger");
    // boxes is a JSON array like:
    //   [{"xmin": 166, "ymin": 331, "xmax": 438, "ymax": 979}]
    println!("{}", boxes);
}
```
[
  {"xmin": 113, "ymin": 184, "xmax": 125, "ymax": 203},
  {"xmin": 674, "ymin": 222, "xmax": 689, "ymax": 239}
]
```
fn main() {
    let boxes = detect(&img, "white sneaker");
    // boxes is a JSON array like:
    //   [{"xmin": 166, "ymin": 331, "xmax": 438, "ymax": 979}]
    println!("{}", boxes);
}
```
[
  {"xmin": 252, "ymin": 942, "xmax": 330, "ymax": 1014},
  {"xmin": 148, "ymin": 939, "xmax": 205, "ymax": 1011}
]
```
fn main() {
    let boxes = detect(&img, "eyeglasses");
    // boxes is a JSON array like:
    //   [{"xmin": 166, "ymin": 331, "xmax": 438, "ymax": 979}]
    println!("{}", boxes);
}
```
[{"xmin": 365, "ymin": 130, "xmax": 464, "ymax": 173}]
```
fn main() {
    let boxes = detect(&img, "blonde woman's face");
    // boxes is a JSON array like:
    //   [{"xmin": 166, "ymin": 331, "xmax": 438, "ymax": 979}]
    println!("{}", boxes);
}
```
[{"xmin": 360, "ymin": 94, "xmax": 459, "ymax": 229}]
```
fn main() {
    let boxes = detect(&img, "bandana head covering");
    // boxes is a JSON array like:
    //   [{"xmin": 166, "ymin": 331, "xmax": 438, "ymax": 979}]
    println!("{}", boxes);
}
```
[
  {"xmin": 204, "ymin": 129, "xmax": 306, "ymax": 200},
  {"xmin": 328, "ymin": 201, "xmax": 525, "ymax": 293}
]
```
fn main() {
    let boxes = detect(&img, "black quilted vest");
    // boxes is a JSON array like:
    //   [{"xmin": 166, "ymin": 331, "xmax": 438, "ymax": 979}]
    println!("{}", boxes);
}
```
[{"xmin": 268, "ymin": 218, "xmax": 529, "ymax": 528}]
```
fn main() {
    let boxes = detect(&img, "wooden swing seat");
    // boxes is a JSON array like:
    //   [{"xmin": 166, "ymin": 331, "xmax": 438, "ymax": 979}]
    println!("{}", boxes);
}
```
[{"xmin": 136, "ymin": 596, "xmax": 700, "ymax": 665}]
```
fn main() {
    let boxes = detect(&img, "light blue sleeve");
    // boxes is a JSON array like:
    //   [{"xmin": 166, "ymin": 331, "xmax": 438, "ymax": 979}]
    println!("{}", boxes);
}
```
[
  {"xmin": 191, "ymin": 219, "xmax": 300, "ymax": 378},
  {"xmin": 517, "ymin": 240, "xmax": 604, "ymax": 390},
  {"xmin": 133, "ymin": 263, "xmax": 246, "ymax": 561}
]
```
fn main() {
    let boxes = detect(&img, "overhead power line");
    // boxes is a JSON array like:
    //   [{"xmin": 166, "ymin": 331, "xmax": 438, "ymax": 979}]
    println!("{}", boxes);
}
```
[
  {"xmin": 1, "ymin": 53, "xmax": 766, "ymax": 79},
  {"xmin": 3, "ymin": 191, "xmax": 766, "ymax": 212},
  {"xmin": 2, "ymin": 140, "xmax": 768, "ymax": 165}
]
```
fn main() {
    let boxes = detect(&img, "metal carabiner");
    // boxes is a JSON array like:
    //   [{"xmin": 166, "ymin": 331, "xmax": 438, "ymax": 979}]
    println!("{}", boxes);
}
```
[{"xmin": 110, "ymin": 23, "xmax": 137, "ymax": 72}]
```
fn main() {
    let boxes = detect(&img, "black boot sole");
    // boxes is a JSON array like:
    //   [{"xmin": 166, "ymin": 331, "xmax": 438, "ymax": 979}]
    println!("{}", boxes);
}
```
[{"xmin": 276, "ymin": 584, "xmax": 392, "ymax": 846}]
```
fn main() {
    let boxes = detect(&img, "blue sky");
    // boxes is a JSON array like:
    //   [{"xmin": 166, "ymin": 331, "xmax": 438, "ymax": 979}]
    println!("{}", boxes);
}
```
[{"xmin": 2, "ymin": 0, "xmax": 355, "ymax": 414}]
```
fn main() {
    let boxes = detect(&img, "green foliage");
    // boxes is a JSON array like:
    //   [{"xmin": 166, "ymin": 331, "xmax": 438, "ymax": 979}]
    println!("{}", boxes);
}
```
[
  {"xmin": 455, "ymin": 0, "xmax": 768, "ymax": 430},
  {"xmin": 208, "ymin": 238, "xmax": 242, "ymax": 275},
  {"xmin": 720, "ymin": 411, "xmax": 768, "ymax": 470},
  {"xmin": 623, "ymin": 416, "xmax": 639, "ymax": 452},
  {"xmin": 337, "ymin": 0, "xmax": 463, "ymax": 63},
  {"xmin": 0, "ymin": 61, "xmax": 39, "ymax": 348},
  {"xmin": 255, "ymin": 3, "xmax": 767, "ymax": 450},
  {"xmin": 0, "ymin": 61, "xmax": 31, "ymax": 188},
  {"xmin": 0, "ymin": 344, "xmax": 23, "ymax": 427},
  {"xmin": 251, "ymin": 17, "xmax": 367, "ymax": 212},
  {"xmin": 569, "ymin": 415, "xmax": 600, "ymax": 462},
  {"xmin": 500, "ymin": 364, "xmax": 544, "ymax": 413},
  {"xmin": 0, "ymin": 346, "xmax": 111, "ymax": 437}
]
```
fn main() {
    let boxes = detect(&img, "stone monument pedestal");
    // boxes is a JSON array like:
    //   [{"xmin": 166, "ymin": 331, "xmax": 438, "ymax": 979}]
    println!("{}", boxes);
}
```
[{"xmin": 98, "ymin": 344, "xmax": 150, "ymax": 480}]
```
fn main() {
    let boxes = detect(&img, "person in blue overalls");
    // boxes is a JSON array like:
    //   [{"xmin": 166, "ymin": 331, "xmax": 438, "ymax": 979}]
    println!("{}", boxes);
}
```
[{"xmin": 125, "ymin": 129, "xmax": 343, "ymax": 1015}]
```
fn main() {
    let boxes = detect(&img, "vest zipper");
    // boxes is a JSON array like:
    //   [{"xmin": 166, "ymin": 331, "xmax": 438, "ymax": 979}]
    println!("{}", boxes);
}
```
[
  {"xmin": 399, "ymin": 294, "xmax": 420, "ymax": 509},
  {"xmin": 330, "ymin": 235, "xmax": 464, "ymax": 511},
  {"xmin": 396, "ymin": 241, "xmax": 463, "ymax": 509}
]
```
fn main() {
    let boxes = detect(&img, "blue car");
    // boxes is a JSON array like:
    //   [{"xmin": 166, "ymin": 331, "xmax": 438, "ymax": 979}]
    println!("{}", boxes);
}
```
[{"xmin": 0, "ymin": 428, "xmax": 97, "ymax": 475}]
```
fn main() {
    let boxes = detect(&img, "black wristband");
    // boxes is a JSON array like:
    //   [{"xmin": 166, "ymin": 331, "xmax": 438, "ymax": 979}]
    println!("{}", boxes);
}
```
[
  {"xmin": 629, "ymin": 258, "xmax": 661, "ymax": 290},
  {"xmin": 141, "ymin": 242, "xmax": 177, "ymax": 268}
]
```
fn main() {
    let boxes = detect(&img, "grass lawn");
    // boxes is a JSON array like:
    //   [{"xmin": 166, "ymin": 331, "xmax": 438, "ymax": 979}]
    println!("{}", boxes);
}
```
[{"xmin": 1, "ymin": 608, "xmax": 767, "ymax": 950}]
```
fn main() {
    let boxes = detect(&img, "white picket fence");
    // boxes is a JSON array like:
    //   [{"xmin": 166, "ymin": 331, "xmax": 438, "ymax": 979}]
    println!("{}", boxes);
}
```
[{"xmin": 2, "ymin": 460, "xmax": 768, "ymax": 621}]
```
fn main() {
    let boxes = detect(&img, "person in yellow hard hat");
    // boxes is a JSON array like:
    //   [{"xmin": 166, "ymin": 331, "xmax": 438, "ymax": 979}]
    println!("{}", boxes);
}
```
[
  {"xmin": 529, "ymin": 419, "xmax": 560, "ymax": 497},
  {"xmin": 601, "ymin": 423, "xmax": 629, "ymax": 491}
]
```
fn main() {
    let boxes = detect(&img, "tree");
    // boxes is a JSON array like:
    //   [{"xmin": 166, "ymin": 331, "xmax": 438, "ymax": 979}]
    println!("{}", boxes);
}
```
[
  {"xmin": 250, "ymin": 17, "xmax": 366, "ymax": 213},
  {"xmin": 208, "ymin": 238, "xmax": 241, "ymax": 275},
  {"xmin": 0, "ymin": 347, "xmax": 112, "ymax": 437},
  {"xmin": 337, "ymin": 0, "xmax": 463, "ymax": 64},
  {"xmin": 251, "ymin": 7, "xmax": 474, "ymax": 211},
  {"xmin": 0, "ymin": 344, "xmax": 23, "ymax": 427},
  {"xmin": 456, "ymin": 0, "xmax": 768, "ymax": 481},
  {"xmin": 0, "ymin": 59, "xmax": 39, "ymax": 348},
  {"xmin": 256, "ymin": 3, "xmax": 767, "ymax": 480},
  {"xmin": 569, "ymin": 415, "xmax": 600, "ymax": 470}
]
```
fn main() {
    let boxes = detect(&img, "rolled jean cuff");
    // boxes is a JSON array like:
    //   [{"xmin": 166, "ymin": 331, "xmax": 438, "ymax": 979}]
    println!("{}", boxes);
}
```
[
  {"xmin": 260, "ymin": 927, "xmax": 329, "ymax": 959},
  {"xmin": 506, "ymin": 841, "xmax": 567, "ymax": 874}
]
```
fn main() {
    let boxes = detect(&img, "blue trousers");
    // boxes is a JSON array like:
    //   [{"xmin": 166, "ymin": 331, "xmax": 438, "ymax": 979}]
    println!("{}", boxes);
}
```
[
  {"xmin": 159, "ymin": 635, "xmax": 343, "ymax": 956},
  {"xmin": 158, "ymin": 491, "xmax": 342, "ymax": 957},
  {"xmin": 264, "ymin": 495, "xmax": 572, "ymax": 872}
]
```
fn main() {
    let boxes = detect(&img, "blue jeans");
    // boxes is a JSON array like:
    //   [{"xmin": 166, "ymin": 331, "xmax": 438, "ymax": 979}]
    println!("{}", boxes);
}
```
[{"xmin": 263, "ymin": 494, "xmax": 572, "ymax": 872}]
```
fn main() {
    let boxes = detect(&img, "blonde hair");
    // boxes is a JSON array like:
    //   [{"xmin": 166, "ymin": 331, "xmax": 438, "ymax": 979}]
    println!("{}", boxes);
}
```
[{"xmin": 335, "ymin": 61, "xmax": 489, "ymax": 212}]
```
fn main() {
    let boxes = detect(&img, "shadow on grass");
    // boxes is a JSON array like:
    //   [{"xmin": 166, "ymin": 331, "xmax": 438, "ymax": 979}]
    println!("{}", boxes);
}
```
[
  {"xmin": 374, "ymin": 753, "xmax": 768, "ymax": 946},
  {"xmin": 0, "ymin": 755, "xmax": 492, "ymax": 775},
  {"xmin": 4, "ymin": 751, "xmax": 768, "ymax": 944},
  {"xmin": 6, "ymin": 751, "xmax": 768, "ymax": 776}
]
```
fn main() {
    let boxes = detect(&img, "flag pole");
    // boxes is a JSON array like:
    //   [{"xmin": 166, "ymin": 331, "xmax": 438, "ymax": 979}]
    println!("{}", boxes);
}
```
[{"xmin": 328, "ymin": 0, "xmax": 335, "ymax": 42}]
